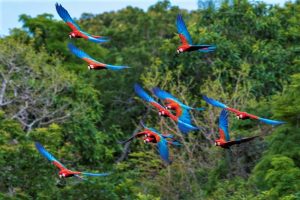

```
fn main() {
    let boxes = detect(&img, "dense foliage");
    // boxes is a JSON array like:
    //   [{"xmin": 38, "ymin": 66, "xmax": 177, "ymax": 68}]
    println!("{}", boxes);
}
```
[{"xmin": 0, "ymin": 0, "xmax": 299, "ymax": 199}]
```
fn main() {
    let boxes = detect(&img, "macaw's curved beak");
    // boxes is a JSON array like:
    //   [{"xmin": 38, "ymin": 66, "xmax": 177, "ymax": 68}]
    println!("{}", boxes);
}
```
[
  {"xmin": 69, "ymin": 35, "xmax": 72, "ymax": 39},
  {"xmin": 176, "ymin": 49, "xmax": 180, "ymax": 54}
]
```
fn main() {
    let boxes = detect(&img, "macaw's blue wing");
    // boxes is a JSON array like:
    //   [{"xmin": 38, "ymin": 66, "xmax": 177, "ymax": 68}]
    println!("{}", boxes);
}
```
[
  {"xmin": 152, "ymin": 87, "xmax": 205, "ymax": 111},
  {"xmin": 178, "ymin": 120, "xmax": 199, "ymax": 134},
  {"xmin": 55, "ymin": 3, "xmax": 81, "ymax": 31},
  {"xmin": 258, "ymin": 117, "xmax": 286, "ymax": 126},
  {"xmin": 219, "ymin": 109, "xmax": 230, "ymax": 141},
  {"xmin": 134, "ymin": 83, "xmax": 156, "ymax": 103},
  {"xmin": 35, "ymin": 142, "xmax": 66, "ymax": 169},
  {"xmin": 203, "ymin": 95, "xmax": 228, "ymax": 109},
  {"xmin": 176, "ymin": 14, "xmax": 193, "ymax": 45},
  {"xmin": 152, "ymin": 87, "xmax": 182, "ymax": 104},
  {"xmin": 81, "ymin": 172, "xmax": 110, "ymax": 177},
  {"xmin": 157, "ymin": 139, "xmax": 170, "ymax": 164},
  {"xmin": 179, "ymin": 108, "xmax": 192, "ymax": 125},
  {"xmin": 68, "ymin": 43, "xmax": 96, "ymax": 61}
]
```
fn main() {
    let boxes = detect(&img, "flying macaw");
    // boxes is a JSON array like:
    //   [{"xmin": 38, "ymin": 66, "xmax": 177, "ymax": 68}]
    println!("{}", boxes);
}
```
[
  {"xmin": 120, "ymin": 123, "xmax": 181, "ymax": 164},
  {"xmin": 176, "ymin": 14, "xmax": 216, "ymax": 54},
  {"xmin": 35, "ymin": 142, "xmax": 109, "ymax": 179},
  {"xmin": 55, "ymin": 3, "xmax": 108, "ymax": 43},
  {"xmin": 215, "ymin": 109, "xmax": 259, "ymax": 149},
  {"xmin": 203, "ymin": 95, "xmax": 285, "ymax": 125},
  {"xmin": 68, "ymin": 43, "xmax": 129, "ymax": 70},
  {"xmin": 134, "ymin": 84, "xmax": 199, "ymax": 134},
  {"xmin": 152, "ymin": 87, "xmax": 204, "ymax": 125}
]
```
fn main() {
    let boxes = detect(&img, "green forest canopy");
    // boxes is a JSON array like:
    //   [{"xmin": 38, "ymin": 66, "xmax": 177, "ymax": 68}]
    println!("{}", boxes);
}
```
[{"xmin": 0, "ymin": 0, "xmax": 299, "ymax": 199}]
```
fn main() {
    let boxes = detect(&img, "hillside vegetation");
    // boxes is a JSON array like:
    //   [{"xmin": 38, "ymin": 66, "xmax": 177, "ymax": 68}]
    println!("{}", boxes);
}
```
[{"xmin": 0, "ymin": 0, "xmax": 299, "ymax": 199}]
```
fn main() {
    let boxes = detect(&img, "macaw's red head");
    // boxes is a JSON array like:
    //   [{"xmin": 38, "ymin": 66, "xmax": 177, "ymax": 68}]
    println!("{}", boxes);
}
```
[
  {"xmin": 176, "ymin": 47, "xmax": 184, "ymax": 54},
  {"xmin": 59, "ymin": 171, "xmax": 67, "ymax": 179},
  {"xmin": 158, "ymin": 110, "xmax": 168, "ymax": 117},
  {"xmin": 236, "ymin": 113, "xmax": 249, "ymax": 120},
  {"xmin": 143, "ymin": 136, "xmax": 155, "ymax": 143},
  {"xmin": 88, "ymin": 64, "xmax": 94, "ymax": 70},
  {"xmin": 165, "ymin": 102, "xmax": 177, "ymax": 110},
  {"xmin": 214, "ymin": 139, "xmax": 222, "ymax": 146},
  {"xmin": 69, "ymin": 32, "xmax": 76, "ymax": 38}
]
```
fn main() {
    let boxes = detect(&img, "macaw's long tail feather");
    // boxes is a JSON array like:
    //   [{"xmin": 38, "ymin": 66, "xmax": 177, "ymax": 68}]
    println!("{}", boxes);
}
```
[
  {"xmin": 105, "ymin": 65, "xmax": 130, "ymax": 71},
  {"xmin": 162, "ymin": 134, "xmax": 174, "ymax": 139},
  {"xmin": 92, "ymin": 35, "xmax": 109, "ymax": 41},
  {"xmin": 87, "ymin": 37, "xmax": 109, "ymax": 43},
  {"xmin": 168, "ymin": 140, "xmax": 182, "ymax": 146},
  {"xmin": 81, "ymin": 172, "xmax": 110, "ymax": 177},
  {"xmin": 178, "ymin": 121, "xmax": 199, "ymax": 134},
  {"xmin": 258, "ymin": 117, "xmax": 286, "ymax": 126},
  {"xmin": 198, "ymin": 45, "xmax": 216, "ymax": 53},
  {"xmin": 194, "ymin": 107, "xmax": 205, "ymax": 111}
]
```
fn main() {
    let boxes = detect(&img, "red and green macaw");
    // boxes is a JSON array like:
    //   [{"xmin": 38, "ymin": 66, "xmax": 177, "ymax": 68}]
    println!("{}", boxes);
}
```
[
  {"xmin": 203, "ymin": 95, "xmax": 285, "ymax": 125},
  {"xmin": 55, "ymin": 3, "xmax": 108, "ymax": 43},
  {"xmin": 176, "ymin": 14, "xmax": 216, "ymax": 54},
  {"xmin": 152, "ymin": 87, "xmax": 204, "ymax": 125},
  {"xmin": 215, "ymin": 109, "xmax": 259, "ymax": 148},
  {"xmin": 68, "ymin": 43, "xmax": 129, "ymax": 70},
  {"xmin": 35, "ymin": 142, "xmax": 109, "ymax": 179},
  {"xmin": 120, "ymin": 123, "xmax": 181, "ymax": 164},
  {"xmin": 134, "ymin": 84, "xmax": 200, "ymax": 134}
]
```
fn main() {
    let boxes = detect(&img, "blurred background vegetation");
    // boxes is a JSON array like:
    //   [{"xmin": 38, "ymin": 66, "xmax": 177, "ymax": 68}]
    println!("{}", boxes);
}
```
[{"xmin": 0, "ymin": 0, "xmax": 299, "ymax": 199}]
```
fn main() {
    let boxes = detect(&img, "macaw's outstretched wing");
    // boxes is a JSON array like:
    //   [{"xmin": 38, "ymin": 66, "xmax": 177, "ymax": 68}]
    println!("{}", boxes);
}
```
[
  {"xmin": 152, "ymin": 87, "xmax": 182, "ymax": 104},
  {"xmin": 134, "ymin": 84, "xmax": 167, "ymax": 112},
  {"xmin": 227, "ymin": 136, "xmax": 259, "ymax": 146},
  {"xmin": 55, "ymin": 3, "xmax": 81, "ymax": 31},
  {"xmin": 176, "ymin": 14, "xmax": 193, "ymax": 45},
  {"xmin": 153, "ymin": 87, "xmax": 205, "ymax": 111},
  {"xmin": 203, "ymin": 95, "xmax": 228, "ymax": 109},
  {"xmin": 157, "ymin": 139, "xmax": 171, "ymax": 164},
  {"xmin": 68, "ymin": 43, "xmax": 99, "ymax": 63},
  {"xmin": 219, "ymin": 109, "xmax": 230, "ymax": 141},
  {"xmin": 35, "ymin": 142, "xmax": 66, "ymax": 170},
  {"xmin": 178, "ymin": 120, "xmax": 199, "ymax": 134},
  {"xmin": 81, "ymin": 172, "xmax": 110, "ymax": 177},
  {"xmin": 258, "ymin": 117, "xmax": 286, "ymax": 126}
]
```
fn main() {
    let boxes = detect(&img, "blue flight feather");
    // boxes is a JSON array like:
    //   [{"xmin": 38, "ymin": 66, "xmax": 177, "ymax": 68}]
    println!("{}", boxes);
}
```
[
  {"xmin": 35, "ymin": 142, "xmax": 66, "ymax": 168},
  {"xmin": 81, "ymin": 172, "xmax": 110, "ymax": 177},
  {"xmin": 176, "ymin": 14, "xmax": 193, "ymax": 44},
  {"xmin": 203, "ymin": 95, "xmax": 228, "ymax": 109},
  {"xmin": 55, "ymin": 3, "xmax": 81, "ymax": 31},
  {"xmin": 105, "ymin": 64, "xmax": 130, "ymax": 71},
  {"xmin": 157, "ymin": 139, "xmax": 170, "ymax": 164},
  {"xmin": 219, "ymin": 109, "xmax": 230, "ymax": 141},
  {"xmin": 178, "ymin": 120, "xmax": 199, "ymax": 134},
  {"xmin": 134, "ymin": 84, "xmax": 156, "ymax": 103},
  {"xmin": 258, "ymin": 117, "xmax": 286, "ymax": 126},
  {"xmin": 179, "ymin": 108, "xmax": 192, "ymax": 125},
  {"xmin": 152, "ymin": 87, "xmax": 205, "ymax": 111},
  {"xmin": 68, "ymin": 43, "xmax": 95, "ymax": 61},
  {"xmin": 198, "ymin": 45, "xmax": 217, "ymax": 53}
]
